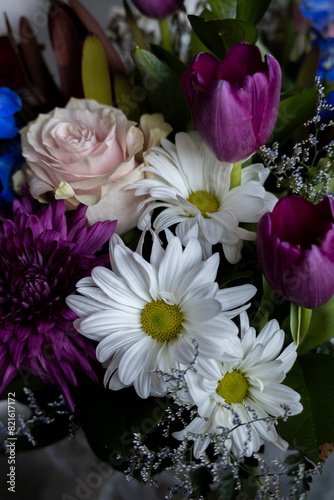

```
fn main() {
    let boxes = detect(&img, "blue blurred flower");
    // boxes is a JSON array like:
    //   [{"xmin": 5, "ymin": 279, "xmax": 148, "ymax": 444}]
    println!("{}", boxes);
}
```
[
  {"xmin": 300, "ymin": 0, "xmax": 334, "ymax": 34},
  {"xmin": 0, "ymin": 126, "xmax": 24, "ymax": 208},
  {"xmin": 312, "ymin": 36, "xmax": 334, "ymax": 121},
  {"xmin": 315, "ymin": 37, "xmax": 334, "ymax": 81},
  {"xmin": 0, "ymin": 154, "xmax": 21, "ymax": 207},
  {"xmin": 0, "ymin": 87, "xmax": 22, "ymax": 139}
]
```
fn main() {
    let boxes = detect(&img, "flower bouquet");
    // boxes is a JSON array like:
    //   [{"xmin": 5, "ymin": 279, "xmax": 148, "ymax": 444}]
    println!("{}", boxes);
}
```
[{"xmin": 1, "ymin": 0, "xmax": 334, "ymax": 498}]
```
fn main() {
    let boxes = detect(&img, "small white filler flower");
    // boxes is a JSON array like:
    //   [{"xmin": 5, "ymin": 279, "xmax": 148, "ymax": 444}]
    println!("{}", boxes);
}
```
[
  {"xmin": 130, "ymin": 131, "xmax": 277, "ymax": 263},
  {"xmin": 173, "ymin": 312, "xmax": 303, "ymax": 458},
  {"xmin": 66, "ymin": 234, "xmax": 256, "ymax": 398}
]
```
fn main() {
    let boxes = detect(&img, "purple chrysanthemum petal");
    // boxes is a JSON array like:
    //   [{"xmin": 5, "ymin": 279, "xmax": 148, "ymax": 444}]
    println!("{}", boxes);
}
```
[{"xmin": 0, "ymin": 192, "xmax": 116, "ymax": 409}]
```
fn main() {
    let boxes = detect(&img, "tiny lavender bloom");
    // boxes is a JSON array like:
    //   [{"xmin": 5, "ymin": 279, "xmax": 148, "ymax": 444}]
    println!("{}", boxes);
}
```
[
  {"xmin": 130, "ymin": 0, "xmax": 184, "ymax": 19},
  {"xmin": 182, "ymin": 43, "xmax": 282, "ymax": 163},
  {"xmin": 257, "ymin": 195, "xmax": 334, "ymax": 308},
  {"xmin": 0, "ymin": 193, "xmax": 116, "ymax": 410}
]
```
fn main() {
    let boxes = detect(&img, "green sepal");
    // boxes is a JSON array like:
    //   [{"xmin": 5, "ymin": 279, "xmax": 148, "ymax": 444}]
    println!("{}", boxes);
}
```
[
  {"xmin": 230, "ymin": 162, "xmax": 242, "ymax": 189},
  {"xmin": 298, "ymin": 295, "xmax": 334, "ymax": 355},
  {"xmin": 290, "ymin": 303, "xmax": 312, "ymax": 346}
]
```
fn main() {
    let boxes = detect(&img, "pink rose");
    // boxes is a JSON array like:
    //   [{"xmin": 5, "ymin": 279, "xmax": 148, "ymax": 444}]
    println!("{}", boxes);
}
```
[{"xmin": 21, "ymin": 98, "xmax": 144, "ymax": 234}]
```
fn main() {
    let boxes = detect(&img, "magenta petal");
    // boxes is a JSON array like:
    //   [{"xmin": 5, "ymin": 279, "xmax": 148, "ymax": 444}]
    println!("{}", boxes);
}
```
[
  {"xmin": 0, "ymin": 364, "xmax": 18, "ymax": 393},
  {"xmin": 242, "ymin": 72, "xmax": 269, "ymax": 140},
  {"xmin": 216, "ymin": 43, "xmax": 266, "ymax": 84},
  {"xmin": 257, "ymin": 54, "xmax": 282, "ymax": 145},
  {"xmin": 196, "ymin": 80, "xmax": 256, "ymax": 162},
  {"xmin": 192, "ymin": 52, "xmax": 220, "ymax": 88},
  {"xmin": 286, "ymin": 247, "xmax": 334, "ymax": 308}
]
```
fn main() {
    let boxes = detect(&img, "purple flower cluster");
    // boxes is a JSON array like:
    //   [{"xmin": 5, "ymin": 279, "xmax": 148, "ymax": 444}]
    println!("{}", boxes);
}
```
[{"xmin": 0, "ymin": 193, "xmax": 116, "ymax": 410}]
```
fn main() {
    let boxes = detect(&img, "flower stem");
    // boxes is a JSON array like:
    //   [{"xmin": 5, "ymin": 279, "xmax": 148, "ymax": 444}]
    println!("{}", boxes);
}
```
[
  {"xmin": 230, "ymin": 162, "xmax": 242, "ymax": 189},
  {"xmin": 159, "ymin": 18, "xmax": 173, "ymax": 53},
  {"xmin": 290, "ymin": 303, "xmax": 312, "ymax": 345}
]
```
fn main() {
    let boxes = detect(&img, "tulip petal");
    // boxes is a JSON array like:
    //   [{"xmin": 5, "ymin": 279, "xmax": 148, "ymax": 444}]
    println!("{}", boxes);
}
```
[
  {"xmin": 257, "ymin": 54, "xmax": 282, "ymax": 145},
  {"xmin": 216, "ymin": 43, "xmax": 265, "ymax": 85}
]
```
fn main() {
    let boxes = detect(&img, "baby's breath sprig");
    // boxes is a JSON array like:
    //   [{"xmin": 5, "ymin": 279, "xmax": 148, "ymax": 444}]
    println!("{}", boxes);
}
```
[
  {"xmin": 259, "ymin": 78, "xmax": 334, "ymax": 202},
  {"xmin": 123, "ymin": 355, "xmax": 302, "ymax": 499}
]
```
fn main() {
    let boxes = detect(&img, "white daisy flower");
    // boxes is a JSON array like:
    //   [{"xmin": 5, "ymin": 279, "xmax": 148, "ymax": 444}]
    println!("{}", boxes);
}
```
[
  {"xmin": 173, "ymin": 312, "xmax": 303, "ymax": 458},
  {"xmin": 130, "ymin": 131, "xmax": 277, "ymax": 263},
  {"xmin": 66, "ymin": 234, "xmax": 256, "ymax": 399}
]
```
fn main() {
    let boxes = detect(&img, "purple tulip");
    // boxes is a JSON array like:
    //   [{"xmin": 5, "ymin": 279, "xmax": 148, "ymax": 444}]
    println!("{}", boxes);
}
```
[
  {"xmin": 181, "ymin": 43, "xmax": 282, "ymax": 163},
  {"xmin": 130, "ymin": 0, "xmax": 184, "ymax": 19},
  {"xmin": 257, "ymin": 195, "xmax": 334, "ymax": 309}
]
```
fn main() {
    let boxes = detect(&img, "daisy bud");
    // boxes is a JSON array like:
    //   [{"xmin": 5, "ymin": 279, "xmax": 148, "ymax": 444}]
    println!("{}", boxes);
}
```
[
  {"xmin": 257, "ymin": 195, "xmax": 334, "ymax": 309},
  {"xmin": 130, "ymin": 0, "xmax": 184, "ymax": 19},
  {"xmin": 181, "ymin": 43, "xmax": 282, "ymax": 163}
]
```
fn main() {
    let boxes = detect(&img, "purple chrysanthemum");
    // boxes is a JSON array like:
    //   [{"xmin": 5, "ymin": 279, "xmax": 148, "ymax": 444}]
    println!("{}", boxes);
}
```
[{"xmin": 0, "ymin": 193, "xmax": 116, "ymax": 410}]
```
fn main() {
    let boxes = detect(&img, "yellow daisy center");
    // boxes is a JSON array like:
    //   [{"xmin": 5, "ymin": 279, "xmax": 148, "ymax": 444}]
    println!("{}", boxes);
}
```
[
  {"xmin": 216, "ymin": 371, "xmax": 249, "ymax": 405},
  {"xmin": 187, "ymin": 190, "xmax": 219, "ymax": 218},
  {"xmin": 141, "ymin": 300, "xmax": 183, "ymax": 342}
]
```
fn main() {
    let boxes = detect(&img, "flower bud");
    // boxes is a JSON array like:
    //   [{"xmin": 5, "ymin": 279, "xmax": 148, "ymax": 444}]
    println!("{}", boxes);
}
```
[
  {"xmin": 257, "ymin": 195, "xmax": 334, "ymax": 309},
  {"xmin": 130, "ymin": 0, "xmax": 184, "ymax": 19}
]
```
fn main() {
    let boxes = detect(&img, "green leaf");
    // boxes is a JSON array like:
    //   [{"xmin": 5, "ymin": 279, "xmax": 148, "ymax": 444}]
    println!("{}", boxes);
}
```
[
  {"xmin": 188, "ymin": 16, "xmax": 258, "ymax": 60},
  {"xmin": 150, "ymin": 44, "xmax": 187, "ymax": 77},
  {"xmin": 237, "ymin": 0, "xmax": 273, "ymax": 26},
  {"xmin": 207, "ymin": 0, "xmax": 238, "ymax": 19},
  {"xmin": 191, "ymin": 467, "xmax": 213, "ymax": 499},
  {"xmin": 74, "ymin": 378, "xmax": 166, "ymax": 457},
  {"xmin": 277, "ymin": 354, "xmax": 334, "ymax": 464},
  {"xmin": 82, "ymin": 35, "xmax": 112, "ymax": 105},
  {"xmin": 216, "ymin": 469, "xmax": 235, "ymax": 499},
  {"xmin": 295, "ymin": 44, "xmax": 320, "ymax": 89},
  {"xmin": 190, "ymin": 9, "xmax": 216, "ymax": 58},
  {"xmin": 113, "ymin": 71, "xmax": 141, "ymax": 121},
  {"xmin": 132, "ymin": 47, "xmax": 190, "ymax": 132},
  {"xmin": 298, "ymin": 295, "xmax": 334, "ymax": 355},
  {"xmin": 269, "ymin": 88, "xmax": 317, "ymax": 146}
]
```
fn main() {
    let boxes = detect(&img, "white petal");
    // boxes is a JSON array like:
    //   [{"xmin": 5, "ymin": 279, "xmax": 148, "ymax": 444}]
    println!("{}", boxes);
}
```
[
  {"xmin": 113, "ymin": 245, "xmax": 153, "ymax": 302},
  {"xmin": 277, "ymin": 343, "xmax": 297, "ymax": 373},
  {"xmin": 217, "ymin": 284, "xmax": 257, "ymax": 313},
  {"xmin": 66, "ymin": 293, "xmax": 109, "ymax": 317},
  {"xmin": 168, "ymin": 336, "xmax": 197, "ymax": 365},
  {"xmin": 176, "ymin": 253, "xmax": 220, "ymax": 298},
  {"xmin": 198, "ymin": 217, "xmax": 224, "ymax": 244},
  {"xmin": 118, "ymin": 335, "xmax": 153, "ymax": 387},
  {"xmin": 175, "ymin": 218, "xmax": 199, "ymax": 245},
  {"xmin": 91, "ymin": 267, "xmax": 144, "ymax": 311},
  {"xmin": 96, "ymin": 330, "xmax": 145, "ymax": 362},
  {"xmin": 182, "ymin": 298, "xmax": 222, "ymax": 322}
]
